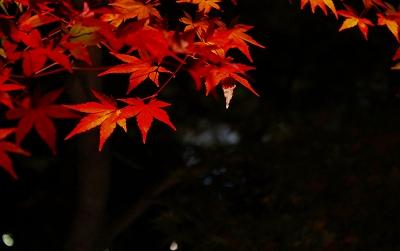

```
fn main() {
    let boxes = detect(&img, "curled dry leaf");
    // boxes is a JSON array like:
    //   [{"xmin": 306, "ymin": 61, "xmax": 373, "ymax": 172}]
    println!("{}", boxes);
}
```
[{"xmin": 222, "ymin": 77, "xmax": 236, "ymax": 109}]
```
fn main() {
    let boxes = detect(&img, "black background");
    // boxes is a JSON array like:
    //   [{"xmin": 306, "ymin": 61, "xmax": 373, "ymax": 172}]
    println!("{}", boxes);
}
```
[{"xmin": 2, "ymin": 1, "xmax": 400, "ymax": 250}]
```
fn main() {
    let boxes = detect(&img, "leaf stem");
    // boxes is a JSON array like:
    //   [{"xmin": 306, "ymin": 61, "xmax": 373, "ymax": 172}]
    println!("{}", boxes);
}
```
[
  {"xmin": 10, "ymin": 65, "xmax": 114, "ymax": 78},
  {"xmin": 142, "ymin": 54, "xmax": 189, "ymax": 101},
  {"xmin": 35, "ymin": 62, "xmax": 59, "ymax": 75},
  {"xmin": 72, "ymin": 66, "xmax": 114, "ymax": 71}
]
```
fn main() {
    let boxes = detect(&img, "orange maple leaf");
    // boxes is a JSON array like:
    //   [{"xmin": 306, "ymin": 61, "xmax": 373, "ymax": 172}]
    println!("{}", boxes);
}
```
[
  {"xmin": 98, "ymin": 51, "xmax": 170, "ymax": 94},
  {"xmin": 338, "ymin": 4, "xmax": 375, "ymax": 40},
  {"xmin": 6, "ymin": 87, "xmax": 79, "ymax": 155},
  {"xmin": 118, "ymin": 21, "xmax": 176, "ymax": 63},
  {"xmin": 118, "ymin": 98, "xmax": 176, "ymax": 143},
  {"xmin": 101, "ymin": 0, "xmax": 162, "ymax": 27},
  {"xmin": 300, "ymin": 0, "xmax": 338, "ymax": 19},
  {"xmin": 63, "ymin": 88, "xmax": 131, "ymax": 151},
  {"xmin": 377, "ymin": 14, "xmax": 399, "ymax": 42},
  {"xmin": 362, "ymin": 0, "xmax": 387, "ymax": 11},
  {"xmin": 391, "ymin": 47, "xmax": 400, "ymax": 69},
  {"xmin": 177, "ymin": 0, "xmax": 221, "ymax": 14},
  {"xmin": 204, "ymin": 57, "xmax": 258, "ymax": 96},
  {"xmin": 190, "ymin": 57, "xmax": 258, "ymax": 108},
  {"xmin": 377, "ymin": 2, "xmax": 400, "ymax": 42},
  {"xmin": 208, "ymin": 20, "xmax": 265, "ymax": 62},
  {"xmin": 179, "ymin": 11, "xmax": 220, "ymax": 39},
  {"xmin": 0, "ymin": 128, "xmax": 30, "ymax": 179}
]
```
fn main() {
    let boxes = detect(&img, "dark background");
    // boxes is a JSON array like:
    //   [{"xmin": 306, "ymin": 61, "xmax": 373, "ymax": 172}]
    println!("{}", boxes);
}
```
[{"xmin": 2, "ymin": 1, "xmax": 400, "ymax": 250}]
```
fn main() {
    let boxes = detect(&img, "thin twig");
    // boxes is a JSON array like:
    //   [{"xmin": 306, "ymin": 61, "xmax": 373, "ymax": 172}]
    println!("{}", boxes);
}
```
[{"xmin": 142, "ymin": 54, "xmax": 190, "ymax": 101}]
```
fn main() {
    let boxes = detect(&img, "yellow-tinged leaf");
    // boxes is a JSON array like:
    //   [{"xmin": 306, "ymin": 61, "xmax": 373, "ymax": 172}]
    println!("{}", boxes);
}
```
[
  {"xmin": 377, "ymin": 13, "xmax": 399, "ymax": 42},
  {"xmin": 177, "ymin": 0, "xmax": 222, "ymax": 14},
  {"xmin": 362, "ymin": 0, "xmax": 387, "ymax": 10},
  {"xmin": 300, "ymin": 0, "xmax": 338, "ymax": 19},
  {"xmin": 179, "ymin": 11, "xmax": 213, "ymax": 39},
  {"xmin": 63, "ymin": 89, "xmax": 130, "ymax": 151},
  {"xmin": 391, "ymin": 61, "xmax": 400, "ymax": 70},
  {"xmin": 103, "ymin": 0, "xmax": 162, "ymax": 27},
  {"xmin": 339, "ymin": 18, "xmax": 358, "ymax": 31},
  {"xmin": 98, "ymin": 52, "xmax": 170, "ymax": 94},
  {"xmin": 209, "ymin": 22, "xmax": 265, "ymax": 62}
]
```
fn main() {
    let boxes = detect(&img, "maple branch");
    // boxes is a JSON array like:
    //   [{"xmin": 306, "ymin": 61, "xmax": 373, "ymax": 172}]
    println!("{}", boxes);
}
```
[
  {"xmin": 100, "ymin": 41, "xmax": 113, "ymax": 52},
  {"xmin": 47, "ymin": 27, "xmax": 62, "ymax": 39},
  {"xmin": 34, "ymin": 62, "xmax": 59, "ymax": 75},
  {"xmin": 5, "ymin": 76, "xmax": 23, "ymax": 86},
  {"xmin": 372, "ymin": 4, "xmax": 384, "ymax": 14},
  {"xmin": 47, "ymin": 11, "xmax": 69, "ymax": 24},
  {"xmin": 10, "ymin": 68, "xmax": 66, "ymax": 78},
  {"xmin": 142, "ymin": 54, "xmax": 190, "ymax": 101},
  {"xmin": 10, "ymin": 66, "xmax": 114, "ymax": 79},
  {"xmin": 72, "ymin": 66, "xmax": 114, "ymax": 71},
  {"xmin": 13, "ymin": 3, "xmax": 20, "ymax": 23}
]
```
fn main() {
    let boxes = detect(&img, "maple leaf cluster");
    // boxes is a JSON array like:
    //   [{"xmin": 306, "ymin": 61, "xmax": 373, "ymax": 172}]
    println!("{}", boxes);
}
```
[
  {"xmin": 296, "ymin": 0, "xmax": 400, "ymax": 66},
  {"xmin": 0, "ymin": 0, "xmax": 264, "ymax": 179}
]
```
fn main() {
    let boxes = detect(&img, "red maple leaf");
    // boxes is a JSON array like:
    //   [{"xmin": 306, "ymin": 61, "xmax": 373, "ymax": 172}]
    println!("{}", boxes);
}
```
[
  {"xmin": 6, "ymin": 87, "xmax": 79, "ymax": 155},
  {"xmin": 10, "ymin": 27, "xmax": 43, "ymax": 49},
  {"xmin": 117, "ymin": 21, "xmax": 175, "ymax": 63},
  {"xmin": 98, "ymin": 51, "xmax": 170, "ymax": 94},
  {"xmin": 6, "ymin": 30, "xmax": 73, "ymax": 76},
  {"xmin": 338, "ymin": 4, "xmax": 375, "ymax": 40},
  {"xmin": 63, "ymin": 88, "xmax": 130, "ymax": 151},
  {"xmin": 0, "ymin": 128, "xmax": 30, "ymax": 179},
  {"xmin": 190, "ymin": 57, "xmax": 258, "ymax": 106},
  {"xmin": 64, "ymin": 90, "xmax": 176, "ymax": 146},
  {"xmin": 0, "ymin": 68, "xmax": 25, "ymax": 109},
  {"xmin": 60, "ymin": 40, "xmax": 93, "ymax": 65},
  {"xmin": 118, "ymin": 98, "xmax": 176, "ymax": 143},
  {"xmin": 208, "ymin": 19, "xmax": 265, "ymax": 62}
]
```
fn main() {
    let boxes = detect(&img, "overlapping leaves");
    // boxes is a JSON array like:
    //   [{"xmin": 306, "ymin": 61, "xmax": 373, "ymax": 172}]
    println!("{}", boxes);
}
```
[
  {"xmin": 98, "ymin": 51, "xmax": 170, "ymax": 94},
  {"xmin": 0, "ymin": 0, "xmax": 263, "ymax": 179},
  {"xmin": 63, "ymin": 89, "xmax": 176, "ymax": 149}
]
